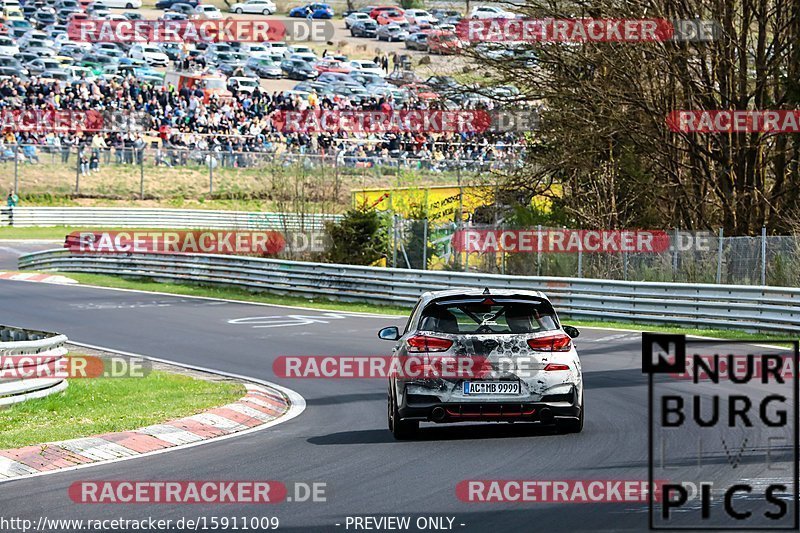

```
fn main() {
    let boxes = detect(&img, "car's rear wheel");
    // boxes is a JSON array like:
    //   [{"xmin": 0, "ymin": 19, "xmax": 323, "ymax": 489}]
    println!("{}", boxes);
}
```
[
  {"xmin": 235, "ymin": 7, "xmax": 243, "ymax": 13},
  {"xmin": 388, "ymin": 386, "xmax": 418, "ymax": 440},
  {"xmin": 262, "ymin": 8, "xmax": 270, "ymax": 14}
]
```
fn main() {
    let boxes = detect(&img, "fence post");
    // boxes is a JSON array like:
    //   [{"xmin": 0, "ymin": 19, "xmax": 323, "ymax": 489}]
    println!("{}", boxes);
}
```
[
  {"xmin": 761, "ymin": 226, "xmax": 767, "ymax": 285},
  {"xmin": 672, "ymin": 227, "xmax": 679, "ymax": 278},
  {"xmin": 139, "ymin": 152, "xmax": 145, "ymax": 200},
  {"xmin": 75, "ymin": 147, "xmax": 80, "ymax": 195},
  {"xmin": 391, "ymin": 214, "xmax": 397, "ymax": 268},
  {"xmin": 422, "ymin": 218, "xmax": 428, "ymax": 270},
  {"xmin": 537, "ymin": 224, "xmax": 542, "ymax": 276},
  {"xmin": 13, "ymin": 145, "xmax": 18, "ymax": 194},
  {"xmin": 209, "ymin": 154, "xmax": 214, "ymax": 194},
  {"xmin": 716, "ymin": 227, "xmax": 724, "ymax": 284},
  {"xmin": 577, "ymin": 247, "xmax": 583, "ymax": 278},
  {"xmin": 623, "ymin": 250, "xmax": 628, "ymax": 280}
]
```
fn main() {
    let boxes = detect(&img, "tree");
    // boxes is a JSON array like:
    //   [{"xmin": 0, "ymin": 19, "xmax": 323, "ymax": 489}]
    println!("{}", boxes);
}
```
[
  {"xmin": 464, "ymin": 0, "xmax": 800, "ymax": 234},
  {"xmin": 325, "ymin": 208, "xmax": 389, "ymax": 265}
]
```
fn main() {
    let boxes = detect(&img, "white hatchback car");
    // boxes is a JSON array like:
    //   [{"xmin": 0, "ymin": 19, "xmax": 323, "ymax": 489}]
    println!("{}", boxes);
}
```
[
  {"xmin": 380, "ymin": 288, "xmax": 584, "ymax": 439},
  {"xmin": 194, "ymin": 4, "xmax": 222, "ymax": 19},
  {"xmin": 229, "ymin": 0, "xmax": 276, "ymax": 14},
  {"xmin": 469, "ymin": 5, "xmax": 519, "ymax": 19}
]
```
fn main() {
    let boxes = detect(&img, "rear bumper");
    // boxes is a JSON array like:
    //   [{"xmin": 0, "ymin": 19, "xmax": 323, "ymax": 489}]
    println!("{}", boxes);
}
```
[{"xmin": 398, "ymin": 392, "xmax": 581, "ymax": 423}]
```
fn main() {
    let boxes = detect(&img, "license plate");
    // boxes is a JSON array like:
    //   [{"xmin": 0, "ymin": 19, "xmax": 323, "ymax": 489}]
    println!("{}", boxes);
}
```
[{"xmin": 462, "ymin": 381, "xmax": 520, "ymax": 395}]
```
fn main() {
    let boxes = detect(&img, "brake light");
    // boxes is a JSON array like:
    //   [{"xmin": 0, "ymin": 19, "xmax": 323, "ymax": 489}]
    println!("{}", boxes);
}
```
[
  {"xmin": 544, "ymin": 363, "xmax": 571, "ymax": 371},
  {"xmin": 527, "ymin": 335, "xmax": 572, "ymax": 352},
  {"xmin": 407, "ymin": 335, "xmax": 453, "ymax": 353}
]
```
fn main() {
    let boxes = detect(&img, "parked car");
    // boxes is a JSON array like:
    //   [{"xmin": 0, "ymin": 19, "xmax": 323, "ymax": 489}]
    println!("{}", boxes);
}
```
[
  {"xmin": 346, "ymin": 59, "xmax": 382, "ymax": 76},
  {"xmin": 129, "ymin": 43, "xmax": 169, "ymax": 67},
  {"xmin": 194, "ymin": 4, "xmax": 221, "ymax": 18},
  {"xmin": 427, "ymin": 31, "xmax": 464, "ymax": 55},
  {"xmin": 96, "ymin": 0, "xmax": 142, "ymax": 7},
  {"xmin": 404, "ymin": 32, "xmax": 428, "ymax": 51},
  {"xmin": 228, "ymin": 76, "xmax": 259, "ymax": 93},
  {"xmin": 245, "ymin": 56, "xmax": 282, "ymax": 78},
  {"xmin": 469, "ymin": 5, "xmax": 519, "ymax": 19},
  {"xmin": 280, "ymin": 58, "xmax": 317, "ymax": 80},
  {"xmin": 350, "ymin": 19, "xmax": 377, "ymax": 38},
  {"xmin": 344, "ymin": 11, "xmax": 370, "ymax": 29},
  {"xmin": 375, "ymin": 9, "xmax": 405, "ymax": 25},
  {"xmin": 167, "ymin": 2, "xmax": 195, "ymax": 16},
  {"xmin": 154, "ymin": 0, "xmax": 197, "ymax": 8},
  {"xmin": 229, "ymin": 0, "xmax": 274, "ymax": 14},
  {"xmin": 404, "ymin": 8, "xmax": 436, "ymax": 25},
  {"xmin": 288, "ymin": 3, "xmax": 333, "ymax": 18},
  {"xmin": 369, "ymin": 6, "xmax": 402, "ymax": 19},
  {"xmin": 377, "ymin": 23, "xmax": 408, "ymax": 41},
  {"xmin": 0, "ymin": 36, "xmax": 18, "ymax": 56}
]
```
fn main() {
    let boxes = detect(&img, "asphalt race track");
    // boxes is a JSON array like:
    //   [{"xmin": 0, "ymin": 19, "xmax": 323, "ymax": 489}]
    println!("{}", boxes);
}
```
[{"xmin": 0, "ymin": 252, "xmax": 796, "ymax": 531}]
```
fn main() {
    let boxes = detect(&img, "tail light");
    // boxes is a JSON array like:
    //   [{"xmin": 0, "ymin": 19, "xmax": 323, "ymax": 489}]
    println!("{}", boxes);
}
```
[
  {"xmin": 527, "ymin": 334, "xmax": 572, "ymax": 352},
  {"xmin": 544, "ymin": 363, "xmax": 571, "ymax": 371},
  {"xmin": 407, "ymin": 335, "xmax": 453, "ymax": 353}
]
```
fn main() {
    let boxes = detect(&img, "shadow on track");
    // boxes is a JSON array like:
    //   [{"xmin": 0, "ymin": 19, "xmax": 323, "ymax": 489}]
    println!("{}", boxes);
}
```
[{"xmin": 307, "ymin": 422, "xmax": 567, "ymax": 445}]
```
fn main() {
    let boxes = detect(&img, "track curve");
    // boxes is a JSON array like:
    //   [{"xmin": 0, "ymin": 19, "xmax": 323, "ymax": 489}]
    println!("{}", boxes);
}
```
[{"xmin": 0, "ymin": 271, "xmax": 792, "ymax": 531}]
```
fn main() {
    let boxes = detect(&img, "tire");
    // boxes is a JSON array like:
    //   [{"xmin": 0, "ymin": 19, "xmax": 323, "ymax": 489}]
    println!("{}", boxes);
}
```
[
  {"xmin": 235, "ymin": 7, "xmax": 243, "ymax": 13},
  {"xmin": 388, "ymin": 386, "xmax": 418, "ymax": 440},
  {"xmin": 125, "ymin": 2, "xmax": 133, "ymax": 7},
  {"xmin": 262, "ymin": 8, "xmax": 270, "ymax": 14},
  {"xmin": 557, "ymin": 393, "xmax": 584, "ymax": 433}
]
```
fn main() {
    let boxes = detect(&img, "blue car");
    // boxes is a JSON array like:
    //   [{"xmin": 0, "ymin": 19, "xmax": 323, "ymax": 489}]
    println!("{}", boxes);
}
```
[{"xmin": 288, "ymin": 3, "xmax": 334, "ymax": 18}]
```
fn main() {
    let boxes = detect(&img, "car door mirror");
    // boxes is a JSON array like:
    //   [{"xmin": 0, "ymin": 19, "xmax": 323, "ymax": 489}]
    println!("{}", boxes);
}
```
[
  {"xmin": 563, "ymin": 325, "xmax": 580, "ymax": 338},
  {"xmin": 378, "ymin": 326, "xmax": 400, "ymax": 341}
]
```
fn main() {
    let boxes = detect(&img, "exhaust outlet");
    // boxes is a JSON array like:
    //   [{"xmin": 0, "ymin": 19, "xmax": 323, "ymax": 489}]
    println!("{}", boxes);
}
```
[
  {"xmin": 540, "ymin": 407, "xmax": 554, "ymax": 423},
  {"xmin": 431, "ymin": 407, "xmax": 446, "ymax": 421}
]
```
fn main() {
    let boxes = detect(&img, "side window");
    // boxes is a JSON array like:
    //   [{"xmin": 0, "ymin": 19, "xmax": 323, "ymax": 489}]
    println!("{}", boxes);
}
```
[{"xmin": 403, "ymin": 300, "xmax": 422, "ymax": 334}]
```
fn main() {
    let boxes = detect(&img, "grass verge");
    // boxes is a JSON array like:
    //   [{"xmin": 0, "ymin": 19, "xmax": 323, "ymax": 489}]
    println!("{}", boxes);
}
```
[
  {"xmin": 55, "ymin": 271, "xmax": 793, "ymax": 341},
  {"xmin": 0, "ymin": 359, "xmax": 244, "ymax": 449}
]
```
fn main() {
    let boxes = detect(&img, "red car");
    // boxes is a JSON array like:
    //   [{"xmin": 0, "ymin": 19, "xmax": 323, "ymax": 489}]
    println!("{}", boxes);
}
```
[
  {"xmin": 402, "ymin": 83, "xmax": 439, "ymax": 100},
  {"xmin": 376, "ymin": 9, "xmax": 406, "ymax": 25},
  {"xmin": 427, "ymin": 31, "xmax": 463, "ymax": 55},
  {"xmin": 369, "ymin": 5, "xmax": 402, "ymax": 19},
  {"xmin": 314, "ymin": 59, "xmax": 353, "ymax": 74}
]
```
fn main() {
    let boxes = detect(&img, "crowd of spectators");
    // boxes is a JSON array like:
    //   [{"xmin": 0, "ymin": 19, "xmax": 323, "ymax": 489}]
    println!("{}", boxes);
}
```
[{"xmin": 0, "ymin": 73, "xmax": 525, "ymax": 172}]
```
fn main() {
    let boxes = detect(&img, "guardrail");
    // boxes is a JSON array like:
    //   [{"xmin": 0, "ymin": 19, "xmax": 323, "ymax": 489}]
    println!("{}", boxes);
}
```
[
  {"xmin": 0, "ymin": 207, "xmax": 340, "ymax": 231},
  {"xmin": 0, "ymin": 326, "xmax": 69, "ymax": 406},
  {"xmin": 18, "ymin": 249, "xmax": 800, "ymax": 333}
]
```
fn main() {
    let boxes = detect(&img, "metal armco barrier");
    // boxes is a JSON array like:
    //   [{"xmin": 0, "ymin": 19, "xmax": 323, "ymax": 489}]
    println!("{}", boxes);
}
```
[
  {"xmin": 18, "ymin": 249, "xmax": 800, "ymax": 334},
  {"xmin": 0, "ymin": 326, "xmax": 69, "ymax": 406},
  {"xmin": 0, "ymin": 207, "xmax": 340, "ymax": 231}
]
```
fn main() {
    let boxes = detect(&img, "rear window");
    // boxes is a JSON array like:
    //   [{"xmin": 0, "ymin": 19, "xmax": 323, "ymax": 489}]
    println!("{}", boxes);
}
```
[{"xmin": 418, "ymin": 298, "xmax": 559, "ymax": 334}]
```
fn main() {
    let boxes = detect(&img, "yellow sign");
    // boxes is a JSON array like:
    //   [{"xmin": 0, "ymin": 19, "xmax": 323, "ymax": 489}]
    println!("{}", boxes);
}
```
[
  {"xmin": 352, "ymin": 184, "xmax": 555, "ymax": 222},
  {"xmin": 352, "ymin": 185, "xmax": 494, "ymax": 222}
]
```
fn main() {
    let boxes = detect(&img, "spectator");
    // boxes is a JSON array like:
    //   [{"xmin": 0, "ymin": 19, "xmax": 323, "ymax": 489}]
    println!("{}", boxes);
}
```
[
  {"xmin": 6, "ymin": 190, "xmax": 18, "ymax": 207},
  {"xmin": 79, "ymin": 152, "xmax": 89, "ymax": 176},
  {"xmin": 22, "ymin": 144, "xmax": 39, "ymax": 164}
]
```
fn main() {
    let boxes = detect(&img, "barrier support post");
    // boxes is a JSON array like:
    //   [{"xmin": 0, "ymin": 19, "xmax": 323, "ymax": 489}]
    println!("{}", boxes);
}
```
[
  {"xmin": 716, "ymin": 227, "xmax": 724, "ymax": 284},
  {"xmin": 761, "ymin": 226, "xmax": 767, "ymax": 285}
]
